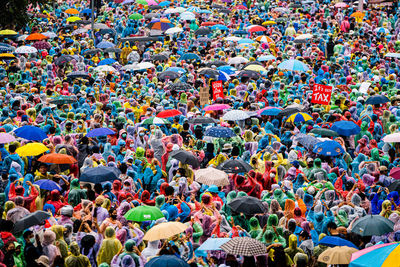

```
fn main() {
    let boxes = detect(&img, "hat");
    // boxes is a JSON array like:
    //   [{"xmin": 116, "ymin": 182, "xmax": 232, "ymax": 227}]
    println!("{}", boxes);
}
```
[
  {"xmin": 36, "ymin": 256, "xmax": 50, "ymax": 267},
  {"xmin": 379, "ymin": 166, "xmax": 388, "ymax": 172},
  {"xmin": 60, "ymin": 205, "xmax": 73, "ymax": 217},
  {"xmin": 222, "ymin": 143, "xmax": 233, "ymax": 151}
]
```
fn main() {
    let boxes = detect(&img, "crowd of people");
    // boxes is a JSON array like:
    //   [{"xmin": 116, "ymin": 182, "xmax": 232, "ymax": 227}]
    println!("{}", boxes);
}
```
[{"xmin": 1, "ymin": 0, "xmax": 400, "ymax": 266}]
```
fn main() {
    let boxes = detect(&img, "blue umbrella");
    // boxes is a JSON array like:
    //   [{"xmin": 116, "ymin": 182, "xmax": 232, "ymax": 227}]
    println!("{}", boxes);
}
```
[
  {"xmin": 233, "ymin": 30, "xmax": 249, "ymax": 35},
  {"xmin": 237, "ymin": 38, "xmax": 255, "ymax": 44},
  {"xmin": 205, "ymin": 126, "xmax": 236, "ymax": 138},
  {"xmin": 96, "ymin": 41, "xmax": 115, "ymax": 49},
  {"xmin": 97, "ymin": 58, "xmax": 117, "ymax": 66},
  {"xmin": 197, "ymin": 238, "xmax": 231, "ymax": 251},
  {"xmin": 86, "ymin": 127, "xmax": 115, "ymax": 137},
  {"xmin": 199, "ymin": 9, "xmax": 212, "ymax": 14},
  {"xmin": 258, "ymin": 107, "xmax": 282, "ymax": 116},
  {"xmin": 365, "ymin": 95, "xmax": 390, "ymax": 105},
  {"xmin": 218, "ymin": 71, "xmax": 230, "ymax": 81},
  {"xmin": 295, "ymin": 133, "xmax": 321, "ymax": 150},
  {"xmin": 145, "ymin": 255, "xmax": 189, "ymax": 267},
  {"xmin": 217, "ymin": 65, "xmax": 237, "ymax": 75},
  {"xmin": 179, "ymin": 53, "xmax": 201, "ymax": 61},
  {"xmin": 211, "ymin": 24, "xmax": 229, "ymax": 31},
  {"xmin": 80, "ymin": 8, "xmax": 92, "ymax": 14},
  {"xmin": 313, "ymin": 140, "xmax": 344, "ymax": 156},
  {"xmin": 80, "ymin": 166, "xmax": 121, "ymax": 183},
  {"xmin": 319, "ymin": 236, "xmax": 358, "ymax": 249},
  {"xmin": 34, "ymin": 179, "xmax": 62, "ymax": 191},
  {"xmin": 158, "ymin": 0, "xmax": 171, "ymax": 6},
  {"xmin": 278, "ymin": 59, "xmax": 309, "ymax": 72},
  {"xmin": 331, "ymin": 121, "xmax": 361, "ymax": 136},
  {"xmin": 257, "ymin": 55, "xmax": 276, "ymax": 61},
  {"xmin": 166, "ymin": 67, "xmax": 187, "ymax": 74},
  {"xmin": 14, "ymin": 126, "xmax": 47, "ymax": 141}
]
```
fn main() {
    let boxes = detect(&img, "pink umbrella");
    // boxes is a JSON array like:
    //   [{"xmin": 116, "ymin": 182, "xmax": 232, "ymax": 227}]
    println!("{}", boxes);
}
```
[
  {"xmin": 335, "ymin": 2, "xmax": 349, "ymax": 8},
  {"xmin": 147, "ymin": 0, "xmax": 158, "ymax": 5},
  {"xmin": 32, "ymin": 41, "xmax": 52, "ymax": 50},
  {"xmin": 390, "ymin": 167, "xmax": 400, "ymax": 179},
  {"xmin": 0, "ymin": 133, "xmax": 16, "ymax": 144},
  {"xmin": 203, "ymin": 104, "xmax": 231, "ymax": 111},
  {"xmin": 382, "ymin": 133, "xmax": 400, "ymax": 143},
  {"xmin": 350, "ymin": 243, "xmax": 393, "ymax": 262}
]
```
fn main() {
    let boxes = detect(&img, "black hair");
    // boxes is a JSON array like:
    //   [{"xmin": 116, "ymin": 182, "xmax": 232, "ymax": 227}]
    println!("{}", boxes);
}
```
[
  {"xmin": 327, "ymin": 221, "xmax": 337, "ymax": 230},
  {"xmin": 8, "ymin": 144, "xmax": 16, "ymax": 153}
]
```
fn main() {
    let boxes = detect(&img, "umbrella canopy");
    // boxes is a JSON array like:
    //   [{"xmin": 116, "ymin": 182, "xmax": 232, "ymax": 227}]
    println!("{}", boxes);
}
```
[
  {"xmin": 169, "ymin": 150, "xmax": 200, "ymax": 168},
  {"xmin": 389, "ymin": 180, "xmax": 400, "ymax": 192},
  {"xmin": 156, "ymin": 109, "xmax": 182, "ymax": 118},
  {"xmin": 228, "ymin": 56, "xmax": 249, "ymax": 65},
  {"xmin": 222, "ymin": 110, "xmax": 250, "ymax": 121},
  {"xmin": 238, "ymin": 70, "xmax": 261, "ymax": 79},
  {"xmin": 96, "ymin": 41, "xmax": 115, "ymax": 49},
  {"xmin": 124, "ymin": 206, "xmax": 164, "ymax": 221},
  {"xmin": 203, "ymin": 104, "xmax": 231, "ymax": 111},
  {"xmin": 80, "ymin": 166, "xmax": 121, "ymax": 183},
  {"xmin": 197, "ymin": 238, "xmax": 231, "ymax": 251},
  {"xmin": 278, "ymin": 107, "xmax": 301, "ymax": 117},
  {"xmin": 195, "ymin": 27, "xmax": 212, "ymax": 35},
  {"xmin": 0, "ymin": 133, "xmax": 16, "ymax": 144},
  {"xmin": 313, "ymin": 140, "xmax": 344, "ymax": 156},
  {"xmin": 198, "ymin": 68, "xmax": 219, "ymax": 78},
  {"xmin": 145, "ymin": 255, "xmax": 190, "ymax": 267},
  {"xmin": 204, "ymin": 126, "xmax": 236, "ymax": 138},
  {"xmin": 365, "ymin": 95, "xmax": 390, "ymax": 105},
  {"xmin": 318, "ymin": 246, "xmax": 358, "ymax": 265},
  {"xmin": 98, "ymin": 58, "xmax": 117, "ymax": 65},
  {"xmin": 67, "ymin": 71, "xmax": 90, "ymax": 79},
  {"xmin": 331, "ymin": 121, "xmax": 361, "ymax": 136},
  {"xmin": 310, "ymin": 128, "xmax": 339, "ymax": 137},
  {"xmin": 389, "ymin": 167, "xmax": 400, "ymax": 179},
  {"xmin": 152, "ymin": 54, "xmax": 169, "ymax": 61},
  {"xmin": 286, "ymin": 112, "xmax": 313, "ymax": 123},
  {"xmin": 54, "ymin": 55, "xmax": 75, "ymax": 66},
  {"xmin": 166, "ymin": 82, "xmax": 193, "ymax": 91},
  {"xmin": 257, "ymin": 55, "xmax": 276, "ymax": 61},
  {"xmin": 319, "ymin": 236, "xmax": 358, "ymax": 249},
  {"xmin": 188, "ymin": 116, "xmax": 218, "ymax": 124},
  {"xmin": 143, "ymin": 222, "xmax": 188, "ymax": 241},
  {"xmin": 13, "ymin": 211, "xmax": 51, "ymax": 234},
  {"xmin": 50, "ymin": 96, "xmax": 76, "ymax": 105},
  {"xmin": 216, "ymin": 159, "xmax": 253, "ymax": 173},
  {"xmin": 351, "ymin": 215, "xmax": 394, "ymax": 236},
  {"xmin": 278, "ymin": 59, "xmax": 309, "ymax": 72},
  {"xmin": 228, "ymin": 196, "xmax": 268, "ymax": 215},
  {"xmin": 158, "ymin": 70, "xmax": 181, "ymax": 81},
  {"xmin": 142, "ymin": 117, "xmax": 170, "ymax": 125},
  {"xmin": 383, "ymin": 132, "xmax": 400, "ymax": 143},
  {"xmin": 349, "ymin": 243, "xmax": 400, "ymax": 267},
  {"xmin": 86, "ymin": 128, "xmax": 116, "ymax": 137},
  {"xmin": 14, "ymin": 126, "xmax": 47, "ymax": 141},
  {"xmin": 220, "ymin": 237, "xmax": 267, "ymax": 256},
  {"xmin": 38, "ymin": 153, "xmax": 77, "ymax": 164},
  {"xmin": 15, "ymin": 45, "xmax": 38, "ymax": 54},
  {"xmin": 25, "ymin": 33, "xmax": 48, "ymax": 41},
  {"xmin": 194, "ymin": 167, "xmax": 229, "ymax": 186},
  {"xmin": 16, "ymin": 143, "xmax": 49, "ymax": 157},
  {"xmin": 295, "ymin": 133, "xmax": 321, "ymax": 150},
  {"xmin": 34, "ymin": 179, "xmax": 62, "ymax": 191},
  {"xmin": 95, "ymin": 65, "xmax": 117, "ymax": 72}
]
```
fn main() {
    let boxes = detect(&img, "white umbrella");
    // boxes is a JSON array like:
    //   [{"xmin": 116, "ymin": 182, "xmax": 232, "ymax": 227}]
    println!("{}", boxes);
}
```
[
  {"xmin": 121, "ymin": 64, "xmax": 138, "ymax": 71},
  {"xmin": 222, "ymin": 110, "xmax": 250, "ymax": 121},
  {"xmin": 127, "ymin": 51, "xmax": 140, "ymax": 62},
  {"xmin": 95, "ymin": 65, "xmax": 117, "ymax": 72},
  {"xmin": 165, "ymin": 27, "xmax": 183, "ymax": 34},
  {"xmin": 225, "ymin": 36, "xmax": 242, "ymax": 42},
  {"xmin": 84, "ymin": 23, "xmax": 109, "ymax": 30},
  {"xmin": 174, "ymin": 7, "xmax": 187, "ymax": 13},
  {"xmin": 42, "ymin": 31, "xmax": 58, "ymax": 39},
  {"xmin": 383, "ymin": 132, "xmax": 400, "ymax": 143},
  {"xmin": 164, "ymin": 8, "xmax": 177, "ymax": 14},
  {"xmin": 15, "ymin": 46, "xmax": 38, "ymax": 54},
  {"xmin": 295, "ymin": 33, "xmax": 313, "ymax": 41},
  {"xmin": 179, "ymin": 11, "xmax": 196, "ymax": 20},
  {"xmin": 228, "ymin": 56, "xmax": 249, "ymax": 65},
  {"xmin": 72, "ymin": 28, "xmax": 88, "ymax": 35},
  {"xmin": 137, "ymin": 62, "xmax": 155, "ymax": 69},
  {"xmin": 195, "ymin": 167, "xmax": 229, "ymax": 186},
  {"xmin": 16, "ymin": 35, "xmax": 28, "ymax": 41}
]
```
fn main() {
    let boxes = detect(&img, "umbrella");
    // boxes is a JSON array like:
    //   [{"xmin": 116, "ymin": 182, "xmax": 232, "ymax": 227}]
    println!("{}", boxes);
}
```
[
  {"xmin": 318, "ymin": 246, "xmax": 358, "ymax": 265},
  {"xmin": 383, "ymin": 132, "xmax": 400, "ymax": 143},
  {"xmin": 25, "ymin": 33, "xmax": 48, "ymax": 41},
  {"xmin": 385, "ymin": 53, "xmax": 400, "ymax": 59},
  {"xmin": 0, "ymin": 133, "xmax": 16, "ymax": 144},
  {"xmin": 313, "ymin": 140, "xmax": 344, "ymax": 156},
  {"xmin": 49, "ymin": 96, "xmax": 76, "ymax": 104},
  {"xmin": 148, "ymin": 19, "xmax": 172, "ymax": 31},
  {"xmin": 349, "ymin": 243, "xmax": 400, "ymax": 267},
  {"xmin": 67, "ymin": 71, "xmax": 90, "ymax": 79},
  {"xmin": 34, "ymin": 179, "xmax": 62, "ymax": 191},
  {"xmin": 335, "ymin": 2, "xmax": 349, "ymax": 7},
  {"xmin": 198, "ymin": 68, "xmax": 219, "ymax": 78},
  {"xmin": 152, "ymin": 54, "xmax": 169, "ymax": 61},
  {"xmin": 351, "ymin": 215, "xmax": 394, "ymax": 236},
  {"xmin": 238, "ymin": 70, "xmax": 261, "ymax": 79},
  {"xmin": 257, "ymin": 107, "xmax": 282, "ymax": 116},
  {"xmin": 38, "ymin": 153, "xmax": 77, "ymax": 164},
  {"xmin": 166, "ymin": 67, "xmax": 186, "ymax": 74},
  {"xmin": 0, "ymin": 30, "xmax": 18, "ymax": 36},
  {"xmin": 165, "ymin": 27, "xmax": 183, "ymax": 34},
  {"xmin": 179, "ymin": 12, "xmax": 196, "ymax": 20},
  {"xmin": 248, "ymin": 25, "xmax": 267, "ymax": 33},
  {"xmin": 145, "ymin": 255, "xmax": 189, "ymax": 267},
  {"xmin": 31, "ymin": 41, "xmax": 51, "ymax": 50},
  {"xmin": 80, "ymin": 166, "xmax": 121, "ymax": 183},
  {"xmin": 278, "ymin": 107, "xmax": 301, "ymax": 117},
  {"xmin": 286, "ymin": 112, "xmax": 313, "ymax": 123},
  {"xmin": 222, "ymin": 110, "xmax": 250, "ymax": 121},
  {"xmin": 15, "ymin": 46, "xmax": 38, "ymax": 54},
  {"xmin": 83, "ymin": 48, "xmax": 102, "ymax": 55},
  {"xmin": 16, "ymin": 143, "xmax": 49, "ymax": 157},
  {"xmin": 0, "ymin": 53, "xmax": 15, "ymax": 60},
  {"xmin": 331, "ymin": 121, "xmax": 361, "ymax": 136},
  {"xmin": 204, "ymin": 126, "xmax": 236, "ymax": 138},
  {"xmin": 228, "ymin": 56, "xmax": 249, "ymax": 65},
  {"xmin": 42, "ymin": 31, "xmax": 58, "ymax": 39},
  {"xmin": 14, "ymin": 126, "xmax": 47, "ymax": 141},
  {"xmin": 258, "ymin": 55, "xmax": 276, "ymax": 61},
  {"xmin": 295, "ymin": 133, "xmax": 321, "ymax": 150},
  {"xmin": 80, "ymin": 8, "xmax": 92, "ymax": 15},
  {"xmin": 194, "ymin": 167, "xmax": 229, "ymax": 186},
  {"xmin": 158, "ymin": 71, "xmax": 180, "ymax": 81},
  {"xmin": 156, "ymin": 109, "xmax": 182, "ymax": 118},
  {"xmin": 389, "ymin": 167, "xmax": 400, "ymax": 179},
  {"xmin": 197, "ymin": 238, "xmax": 231, "ymax": 251},
  {"xmin": 389, "ymin": 180, "xmax": 400, "ymax": 192},
  {"xmin": 98, "ymin": 58, "xmax": 117, "ymax": 66},
  {"xmin": 167, "ymin": 82, "xmax": 193, "ymax": 91},
  {"xmin": 278, "ymin": 59, "xmax": 309, "ymax": 72},
  {"xmin": 179, "ymin": 53, "xmax": 201, "ymax": 61},
  {"xmin": 54, "ymin": 55, "xmax": 75, "ymax": 66},
  {"xmin": 129, "ymin": 13, "xmax": 144, "ymax": 20},
  {"xmin": 228, "ymin": 196, "xmax": 268, "ymax": 215},
  {"xmin": 124, "ymin": 206, "xmax": 164, "ymax": 221},
  {"xmin": 142, "ymin": 117, "xmax": 170, "ymax": 125},
  {"xmin": 206, "ymin": 60, "xmax": 227, "ymax": 67},
  {"xmin": 365, "ymin": 95, "xmax": 390, "ymax": 105},
  {"xmin": 169, "ymin": 150, "xmax": 200, "ymax": 168},
  {"xmin": 310, "ymin": 128, "xmax": 339, "ymax": 137},
  {"xmin": 217, "ymin": 65, "xmax": 237, "ymax": 75},
  {"xmin": 66, "ymin": 16, "xmax": 82, "ymax": 22},
  {"xmin": 84, "ymin": 23, "xmax": 109, "ymax": 30},
  {"xmin": 13, "ymin": 211, "xmax": 51, "ymax": 234},
  {"xmin": 319, "ymin": 236, "xmax": 358, "ymax": 249},
  {"xmin": 86, "ymin": 128, "xmax": 115, "ymax": 137},
  {"xmin": 143, "ymin": 222, "xmax": 188, "ymax": 241},
  {"xmin": 188, "ymin": 117, "xmax": 218, "ymax": 124},
  {"xmin": 65, "ymin": 8, "xmax": 79, "ymax": 14},
  {"xmin": 220, "ymin": 237, "xmax": 267, "ymax": 256},
  {"xmin": 211, "ymin": 24, "xmax": 229, "ymax": 31},
  {"xmin": 216, "ymin": 159, "xmax": 253, "ymax": 173},
  {"xmin": 96, "ymin": 41, "xmax": 115, "ymax": 49},
  {"xmin": 237, "ymin": 38, "xmax": 255, "ymax": 44},
  {"xmin": 203, "ymin": 104, "xmax": 231, "ymax": 111},
  {"xmin": 225, "ymin": 36, "xmax": 242, "ymax": 42}
]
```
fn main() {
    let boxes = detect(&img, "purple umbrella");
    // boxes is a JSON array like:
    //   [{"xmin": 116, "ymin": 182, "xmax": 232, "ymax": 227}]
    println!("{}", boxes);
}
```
[
  {"xmin": 0, "ymin": 133, "xmax": 16, "ymax": 144},
  {"xmin": 32, "ymin": 41, "xmax": 52, "ymax": 50},
  {"xmin": 86, "ymin": 127, "xmax": 116, "ymax": 137}
]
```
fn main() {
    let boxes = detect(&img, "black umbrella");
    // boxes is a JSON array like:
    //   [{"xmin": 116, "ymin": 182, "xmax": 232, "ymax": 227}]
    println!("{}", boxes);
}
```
[
  {"xmin": 217, "ymin": 159, "xmax": 253, "ymax": 173},
  {"xmin": 13, "ymin": 211, "xmax": 50, "ymax": 234},
  {"xmin": 67, "ymin": 71, "xmax": 90, "ymax": 79},
  {"xmin": 206, "ymin": 60, "xmax": 227, "ymax": 67},
  {"xmin": 54, "ymin": 55, "xmax": 75, "ymax": 66},
  {"xmin": 149, "ymin": 4, "xmax": 162, "ymax": 9},
  {"xmin": 197, "ymin": 37, "xmax": 212, "ymax": 42},
  {"xmin": 152, "ymin": 54, "xmax": 169, "ymax": 61},
  {"xmin": 228, "ymin": 196, "xmax": 268, "ymax": 215},
  {"xmin": 195, "ymin": 27, "xmax": 212, "ymax": 36},
  {"xmin": 99, "ymin": 28, "xmax": 117, "ymax": 36},
  {"xmin": 198, "ymin": 68, "xmax": 219, "ymax": 79},
  {"xmin": 188, "ymin": 116, "xmax": 219, "ymax": 124},
  {"xmin": 104, "ymin": 47, "xmax": 122, "ymax": 53},
  {"xmin": 277, "ymin": 107, "xmax": 301, "ymax": 118},
  {"xmin": 389, "ymin": 180, "xmax": 400, "ymax": 192},
  {"xmin": 365, "ymin": 95, "xmax": 390, "ymax": 105},
  {"xmin": 83, "ymin": 48, "xmax": 102, "ymax": 55},
  {"xmin": 167, "ymin": 82, "xmax": 193, "ymax": 91},
  {"xmin": 238, "ymin": 70, "xmax": 261, "ymax": 79},
  {"xmin": 169, "ymin": 150, "xmax": 200, "ymax": 168},
  {"xmin": 219, "ymin": 8, "xmax": 231, "ymax": 14},
  {"xmin": 158, "ymin": 71, "xmax": 181, "ymax": 81},
  {"xmin": 310, "ymin": 128, "xmax": 339, "ymax": 137},
  {"xmin": 145, "ymin": 13, "xmax": 158, "ymax": 19},
  {"xmin": 351, "ymin": 215, "xmax": 394, "ymax": 236},
  {"xmin": 80, "ymin": 166, "xmax": 121, "ymax": 183}
]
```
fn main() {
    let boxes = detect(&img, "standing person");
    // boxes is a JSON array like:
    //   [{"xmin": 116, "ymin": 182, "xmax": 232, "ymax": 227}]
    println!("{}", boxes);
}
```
[{"xmin": 23, "ymin": 230, "xmax": 43, "ymax": 267}]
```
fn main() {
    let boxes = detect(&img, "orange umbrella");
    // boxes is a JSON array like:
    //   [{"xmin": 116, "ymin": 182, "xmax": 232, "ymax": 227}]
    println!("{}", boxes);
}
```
[
  {"xmin": 26, "ymin": 33, "xmax": 48, "ymax": 41},
  {"xmin": 350, "ymin": 11, "xmax": 365, "ymax": 18},
  {"xmin": 65, "ymin": 8, "xmax": 79, "ymax": 14},
  {"xmin": 255, "ymin": 35, "xmax": 274, "ymax": 43},
  {"xmin": 38, "ymin": 153, "xmax": 77, "ymax": 164}
]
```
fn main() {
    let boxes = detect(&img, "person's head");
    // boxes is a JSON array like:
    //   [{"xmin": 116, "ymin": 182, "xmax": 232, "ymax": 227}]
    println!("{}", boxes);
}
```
[
  {"xmin": 109, "ymin": 207, "xmax": 117, "ymax": 220},
  {"xmin": 23, "ymin": 230, "xmax": 35, "ymax": 244},
  {"xmin": 298, "ymin": 230, "xmax": 310, "ymax": 242},
  {"xmin": 327, "ymin": 221, "xmax": 337, "ymax": 234},
  {"xmin": 38, "ymin": 163, "xmax": 48, "ymax": 175},
  {"xmin": 8, "ymin": 144, "xmax": 16, "ymax": 154},
  {"xmin": 4, "ymin": 241, "xmax": 15, "ymax": 254}
]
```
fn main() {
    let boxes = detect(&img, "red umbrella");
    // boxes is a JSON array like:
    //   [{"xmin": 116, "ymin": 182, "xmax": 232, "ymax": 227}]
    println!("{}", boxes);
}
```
[
  {"xmin": 390, "ymin": 167, "xmax": 400, "ymax": 179},
  {"xmin": 26, "ymin": 33, "xmax": 48, "ymax": 41},
  {"xmin": 38, "ymin": 153, "xmax": 77, "ymax": 164},
  {"xmin": 156, "ymin": 109, "xmax": 182, "ymax": 118},
  {"xmin": 248, "ymin": 25, "xmax": 267, "ymax": 33},
  {"xmin": 234, "ymin": 4, "xmax": 248, "ymax": 10},
  {"xmin": 201, "ymin": 22, "xmax": 217, "ymax": 26}
]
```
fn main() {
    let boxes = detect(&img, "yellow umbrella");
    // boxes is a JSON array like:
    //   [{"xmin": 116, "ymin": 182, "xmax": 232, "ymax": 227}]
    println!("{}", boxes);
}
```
[
  {"xmin": 286, "ymin": 112, "xmax": 313, "ymax": 123},
  {"xmin": 318, "ymin": 246, "xmax": 358, "ymax": 265},
  {"xmin": 65, "ymin": 8, "xmax": 79, "ymax": 15},
  {"xmin": 143, "ymin": 222, "xmax": 188, "ymax": 241},
  {"xmin": 262, "ymin": 21, "xmax": 276, "ymax": 26},
  {"xmin": 0, "ymin": 53, "xmax": 16, "ymax": 60},
  {"xmin": 244, "ymin": 64, "xmax": 267, "ymax": 72},
  {"xmin": 66, "ymin": 16, "xmax": 82, "ymax": 22},
  {"xmin": 0, "ymin": 30, "xmax": 18, "ymax": 35},
  {"xmin": 16, "ymin": 143, "xmax": 49, "ymax": 157}
]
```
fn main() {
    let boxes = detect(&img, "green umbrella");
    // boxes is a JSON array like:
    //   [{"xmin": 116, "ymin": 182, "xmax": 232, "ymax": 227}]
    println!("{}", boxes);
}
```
[
  {"xmin": 310, "ymin": 128, "xmax": 339, "ymax": 137},
  {"xmin": 142, "ymin": 117, "xmax": 171, "ymax": 125},
  {"xmin": 129, "ymin": 13, "xmax": 143, "ymax": 20},
  {"xmin": 136, "ymin": 0, "xmax": 148, "ymax": 4},
  {"xmin": 124, "ymin": 206, "xmax": 164, "ymax": 222}
]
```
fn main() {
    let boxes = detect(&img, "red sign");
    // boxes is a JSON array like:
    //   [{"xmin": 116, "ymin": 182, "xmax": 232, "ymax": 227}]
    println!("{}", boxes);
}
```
[
  {"xmin": 212, "ymin": 81, "xmax": 224, "ymax": 100},
  {"xmin": 311, "ymin": 84, "xmax": 332, "ymax": 105}
]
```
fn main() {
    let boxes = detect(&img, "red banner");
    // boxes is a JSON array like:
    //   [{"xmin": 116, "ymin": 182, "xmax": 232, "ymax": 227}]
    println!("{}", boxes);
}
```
[
  {"xmin": 311, "ymin": 84, "xmax": 332, "ymax": 105},
  {"xmin": 212, "ymin": 81, "xmax": 224, "ymax": 100}
]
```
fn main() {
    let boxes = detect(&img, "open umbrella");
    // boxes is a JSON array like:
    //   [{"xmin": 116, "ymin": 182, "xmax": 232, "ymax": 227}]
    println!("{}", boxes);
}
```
[
  {"xmin": 0, "ymin": 133, "xmax": 16, "ymax": 144},
  {"xmin": 331, "ymin": 121, "xmax": 361, "ymax": 136},
  {"xmin": 278, "ymin": 59, "xmax": 309, "ymax": 72},
  {"xmin": 34, "ymin": 179, "xmax": 62, "ymax": 191},
  {"xmin": 124, "ymin": 206, "xmax": 164, "ymax": 221},
  {"xmin": 195, "ymin": 27, "xmax": 212, "ymax": 35},
  {"xmin": 257, "ymin": 107, "xmax": 282, "ymax": 116},
  {"xmin": 167, "ymin": 82, "xmax": 192, "ymax": 91},
  {"xmin": 286, "ymin": 112, "xmax": 313, "ymax": 123},
  {"xmin": 237, "ymin": 70, "xmax": 261, "ymax": 79},
  {"xmin": 54, "ymin": 55, "xmax": 75, "ymax": 66},
  {"xmin": 15, "ymin": 46, "xmax": 38, "ymax": 54},
  {"xmin": 228, "ymin": 196, "xmax": 268, "ymax": 215},
  {"xmin": 203, "ymin": 104, "xmax": 231, "ymax": 111},
  {"xmin": 295, "ymin": 133, "xmax": 321, "ymax": 150},
  {"xmin": 14, "ymin": 126, "xmax": 47, "ymax": 141},
  {"xmin": 13, "ymin": 211, "xmax": 51, "ymax": 234},
  {"xmin": 313, "ymin": 140, "xmax": 344, "ymax": 156},
  {"xmin": 197, "ymin": 238, "xmax": 231, "ymax": 251},
  {"xmin": 319, "ymin": 236, "xmax": 358, "ymax": 249},
  {"xmin": 351, "ymin": 215, "xmax": 394, "ymax": 236},
  {"xmin": 216, "ymin": 159, "xmax": 252, "ymax": 173},
  {"xmin": 156, "ymin": 109, "xmax": 182, "ymax": 118},
  {"xmin": 204, "ymin": 126, "xmax": 235, "ymax": 138},
  {"xmin": 38, "ymin": 153, "xmax": 77, "ymax": 164},
  {"xmin": 389, "ymin": 167, "xmax": 400, "ymax": 179},
  {"xmin": 86, "ymin": 128, "xmax": 115, "ymax": 137},
  {"xmin": 67, "ymin": 71, "xmax": 90, "ymax": 80},
  {"xmin": 169, "ymin": 150, "xmax": 200, "ymax": 168},
  {"xmin": 145, "ymin": 255, "xmax": 189, "ymax": 267},
  {"xmin": 383, "ymin": 132, "xmax": 400, "ymax": 143},
  {"xmin": 222, "ymin": 110, "xmax": 250, "ymax": 121},
  {"xmin": 318, "ymin": 246, "xmax": 358, "ymax": 265},
  {"xmin": 194, "ymin": 167, "xmax": 229, "ymax": 186},
  {"xmin": 310, "ymin": 128, "xmax": 339, "ymax": 137},
  {"xmin": 98, "ymin": 58, "xmax": 117, "ymax": 66},
  {"xmin": 220, "ymin": 237, "xmax": 267, "ymax": 256},
  {"xmin": 80, "ymin": 166, "xmax": 121, "ymax": 183},
  {"xmin": 16, "ymin": 143, "xmax": 49, "ymax": 157},
  {"xmin": 142, "ymin": 117, "xmax": 170, "ymax": 125},
  {"xmin": 50, "ymin": 96, "xmax": 76, "ymax": 105},
  {"xmin": 152, "ymin": 54, "xmax": 169, "ymax": 61},
  {"xmin": 350, "ymin": 242, "xmax": 399, "ymax": 267},
  {"xmin": 188, "ymin": 117, "xmax": 218, "ymax": 124},
  {"xmin": 96, "ymin": 41, "xmax": 115, "ymax": 49},
  {"xmin": 365, "ymin": 95, "xmax": 390, "ymax": 105},
  {"xmin": 278, "ymin": 107, "xmax": 301, "ymax": 117},
  {"xmin": 143, "ymin": 222, "xmax": 188, "ymax": 241},
  {"xmin": 158, "ymin": 71, "xmax": 181, "ymax": 81},
  {"xmin": 25, "ymin": 33, "xmax": 48, "ymax": 41}
]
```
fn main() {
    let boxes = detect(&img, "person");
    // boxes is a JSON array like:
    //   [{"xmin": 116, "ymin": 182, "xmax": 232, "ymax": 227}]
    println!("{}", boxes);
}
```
[
  {"xmin": 23, "ymin": 230, "xmax": 43, "ymax": 267},
  {"xmin": 97, "ymin": 227, "xmax": 122, "ymax": 265}
]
